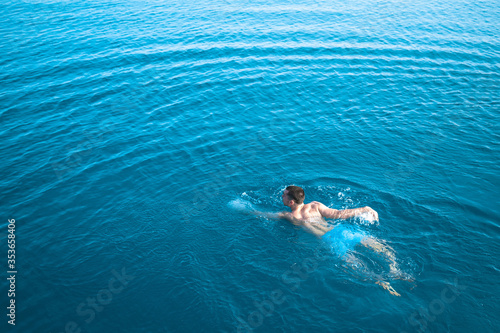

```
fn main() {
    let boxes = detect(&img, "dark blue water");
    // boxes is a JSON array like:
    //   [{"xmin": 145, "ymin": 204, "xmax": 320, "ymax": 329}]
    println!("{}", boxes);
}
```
[{"xmin": 1, "ymin": 0, "xmax": 499, "ymax": 332}]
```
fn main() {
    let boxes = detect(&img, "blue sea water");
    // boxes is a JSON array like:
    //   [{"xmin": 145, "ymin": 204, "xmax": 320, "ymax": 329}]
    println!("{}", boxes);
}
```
[{"xmin": 1, "ymin": 0, "xmax": 499, "ymax": 332}]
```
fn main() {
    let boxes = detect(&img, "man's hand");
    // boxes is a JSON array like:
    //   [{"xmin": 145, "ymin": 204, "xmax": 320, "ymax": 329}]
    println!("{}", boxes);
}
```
[{"xmin": 363, "ymin": 206, "xmax": 379, "ymax": 221}]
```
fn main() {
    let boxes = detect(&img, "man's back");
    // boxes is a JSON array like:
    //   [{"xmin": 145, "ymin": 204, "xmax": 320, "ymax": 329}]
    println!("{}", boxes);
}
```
[{"xmin": 281, "ymin": 201, "xmax": 332, "ymax": 237}]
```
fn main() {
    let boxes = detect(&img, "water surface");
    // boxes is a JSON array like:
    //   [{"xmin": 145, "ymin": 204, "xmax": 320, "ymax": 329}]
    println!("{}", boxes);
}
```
[{"xmin": 1, "ymin": 0, "xmax": 499, "ymax": 332}]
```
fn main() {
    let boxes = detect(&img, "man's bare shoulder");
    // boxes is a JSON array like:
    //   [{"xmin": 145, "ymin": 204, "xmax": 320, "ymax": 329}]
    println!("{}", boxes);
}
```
[
  {"xmin": 277, "ymin": 211, "xmax": 289, "ymax": 217},
  {"xmin": 278, "ymin": 211, "xmax": 303, "ymax": 226},
  {"xmin": 308, "ymin": 201, "xmax": 325, "ymax": 208},
  {"xmin": 307, "ymin": 201, "xmax": 330, "ymax": 216},
  {"xmin": 278, "ymin": 211, "xmax": 294, "ymax": 219}
]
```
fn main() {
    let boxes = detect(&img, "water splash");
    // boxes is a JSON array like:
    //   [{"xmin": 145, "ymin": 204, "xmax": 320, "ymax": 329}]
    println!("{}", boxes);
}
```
[
  {"xmin": 228, "ymin": 198, "xmax": 255, "ymax": 213},
  {"xmin": 354, "ymin": 212, "xmax": 380, "ymax": 227}
]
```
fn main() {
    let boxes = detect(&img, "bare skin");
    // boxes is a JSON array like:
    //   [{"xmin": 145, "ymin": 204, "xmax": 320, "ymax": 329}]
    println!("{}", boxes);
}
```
[
  {"xmin": 276, "ymin": 189, "xmax": 379, "ymax": 237},
  {"xmin": 256, "ymin": 189, "xmax": 401, "ymax": 296}
]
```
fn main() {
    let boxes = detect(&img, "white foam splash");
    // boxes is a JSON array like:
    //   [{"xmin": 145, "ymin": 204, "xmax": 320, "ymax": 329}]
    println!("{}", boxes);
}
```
[
  {"xmin": 228, "ymin": 198, "xmax": 255, "ymax": 212},
  {"xmin": 356, "ymin": 212, "xmax": 380, "ymax": 226}
]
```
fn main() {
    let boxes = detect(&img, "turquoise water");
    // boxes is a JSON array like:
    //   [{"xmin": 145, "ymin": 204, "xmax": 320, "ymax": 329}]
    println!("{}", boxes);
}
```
[{"xmin": 1, "ymin": 0, "xmax": 499, "ymax": 332}]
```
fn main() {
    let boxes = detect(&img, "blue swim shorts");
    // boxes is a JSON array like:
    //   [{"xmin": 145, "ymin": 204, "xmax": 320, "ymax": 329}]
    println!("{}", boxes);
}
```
[{"xmin": 322, "ymin": 225, "xmax": 367, "ymax": 258}]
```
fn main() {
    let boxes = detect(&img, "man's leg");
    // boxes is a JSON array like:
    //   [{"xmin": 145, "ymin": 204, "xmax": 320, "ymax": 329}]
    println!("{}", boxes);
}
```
[
  {"xmin": 375, "ymin": 280, "xmax": 401, "ymax": 296},
  {"xmin": 361, "ymin": 237, "xmax": 399, "ymax": 275},
  {"xmin": 343, "ymin": 253, "xmax": 401, "ymax": 297},
  {"xmin": 343, "ymin": 253, "xmax": 363, "ymax": 269}
]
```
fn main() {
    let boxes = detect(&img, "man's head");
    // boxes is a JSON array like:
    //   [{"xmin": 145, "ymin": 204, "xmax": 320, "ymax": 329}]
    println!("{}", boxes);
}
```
[{"xmin": 282, "ymin": 185, "xmax": 305, "ymax": 207}]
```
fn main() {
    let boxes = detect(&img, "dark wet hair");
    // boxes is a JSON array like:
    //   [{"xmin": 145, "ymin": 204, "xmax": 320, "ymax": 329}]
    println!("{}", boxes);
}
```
[{"xmin": 286, "ymin": 185, "xmax": 305, "ymax": 204}]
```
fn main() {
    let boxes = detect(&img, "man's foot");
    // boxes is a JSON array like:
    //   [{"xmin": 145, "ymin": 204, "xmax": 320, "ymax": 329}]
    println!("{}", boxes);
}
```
[{"xmin": 376, "ymin": 280, "xmax": 401, "ymax": 296}]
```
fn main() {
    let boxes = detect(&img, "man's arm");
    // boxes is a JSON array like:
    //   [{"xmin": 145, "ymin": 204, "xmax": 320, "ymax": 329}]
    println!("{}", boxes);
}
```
[
  {"xmin": 244, "ymin": 209, "xmax": 285, "ymax": 220},
  {"xmin": 249, "ymin": 210, "xmax": 304, "ymax": 226},
  {"xmin": 317, "ymin": 202, "xmax": 379, "ymax": 221},
  {"xmin": 230, "ymin": 199, "xmax": 285, "ymax": 220},
  {"xmin": 248, "ymin": 210, "xmax": 284, "ymax": 219}
]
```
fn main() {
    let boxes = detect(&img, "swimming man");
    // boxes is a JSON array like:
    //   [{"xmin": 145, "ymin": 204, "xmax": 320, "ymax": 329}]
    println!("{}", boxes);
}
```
[{"xmin": 260, "ymin": 185, "xmax": 401, "ymax": 296}]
